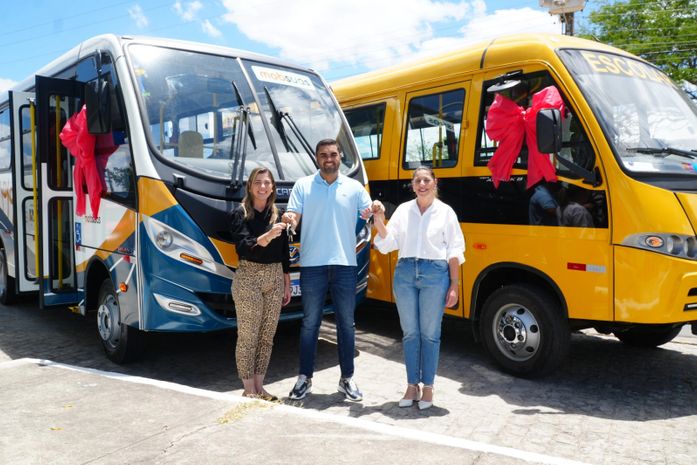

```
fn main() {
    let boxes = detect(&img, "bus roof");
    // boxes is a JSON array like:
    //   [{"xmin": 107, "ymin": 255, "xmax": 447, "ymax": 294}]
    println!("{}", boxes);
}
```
[
  {"xmin": 332, "ymin": 33, "xmax": 640, "ymax": 104},
  {"xmin": 4, "ymin": 34, "xmax": 313, "ymax": 98}
]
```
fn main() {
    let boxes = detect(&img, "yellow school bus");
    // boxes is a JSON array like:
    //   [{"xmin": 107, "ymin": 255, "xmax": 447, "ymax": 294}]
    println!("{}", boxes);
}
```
[{"xmin": 333, "ymin": 33, "xmax": 697, "ymax": 375}]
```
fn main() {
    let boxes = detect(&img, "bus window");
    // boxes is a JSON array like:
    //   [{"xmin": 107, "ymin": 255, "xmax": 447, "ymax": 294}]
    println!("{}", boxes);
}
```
[
  {"xmin": 102, "ymin": 133, "xmax": 135, "ymax": 204},
  {"xmin": 0, "ymin": 109, "xmax": 10, "ymax": 171},
  {"xmin": 404, "ymin": 89, "xmax": 463, "ymax": 169},
  {"xmin": 476, "ymin": 70, "xmax": 597, "ymax": 178},
  {"xmin": 46, "ymin": 96, "xmax": 71, "ymax": 190},
  {"xmin": 344, "ymin": 103, "xmax": 386, "ymax": 160},
  {"xmin": 20, "ymin": 106, "xmax": 33, "ymax": 189}
]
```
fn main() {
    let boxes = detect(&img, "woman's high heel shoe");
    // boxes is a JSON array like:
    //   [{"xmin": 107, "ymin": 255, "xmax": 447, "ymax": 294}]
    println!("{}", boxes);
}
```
[
  {"xmin": 418, "ymin": 385, "xmax": 433, "ymax": 410},
  {"xmin": 398, "ymin": 384, "xmax": 421, "ymax": 408}
]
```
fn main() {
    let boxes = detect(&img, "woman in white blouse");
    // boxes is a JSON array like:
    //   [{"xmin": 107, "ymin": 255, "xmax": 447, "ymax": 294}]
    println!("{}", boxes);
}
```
[{"xmin": 372, "ymin": 166, "xmax": 465, "ymax": 410}]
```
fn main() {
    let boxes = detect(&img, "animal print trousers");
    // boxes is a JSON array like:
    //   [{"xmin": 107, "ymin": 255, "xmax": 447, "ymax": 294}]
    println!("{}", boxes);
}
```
[{"xmin": 232, "ymin": 260, "xmax": 284, "ymax": 379}]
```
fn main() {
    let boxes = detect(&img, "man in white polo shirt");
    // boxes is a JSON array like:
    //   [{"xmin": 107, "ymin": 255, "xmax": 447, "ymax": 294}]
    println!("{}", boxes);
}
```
[{"xmin": 282, "ymin": 138, "xmax": 372, "ymax": 402}]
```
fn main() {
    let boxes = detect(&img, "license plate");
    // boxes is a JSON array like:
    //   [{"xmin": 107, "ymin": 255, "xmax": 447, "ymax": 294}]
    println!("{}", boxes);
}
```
[{"xmin": 290, "ymin": 272, "xmax": 301, "ymax": 297}]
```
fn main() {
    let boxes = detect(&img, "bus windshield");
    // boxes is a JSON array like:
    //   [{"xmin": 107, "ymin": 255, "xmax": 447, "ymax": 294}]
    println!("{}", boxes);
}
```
[
  {"xmin": 559, "ymin": 49, "xmax": 697, "ymax": 176},
  {"xmin": 127, "ymin": 44, "xmax": 358, "ymax": 182}
]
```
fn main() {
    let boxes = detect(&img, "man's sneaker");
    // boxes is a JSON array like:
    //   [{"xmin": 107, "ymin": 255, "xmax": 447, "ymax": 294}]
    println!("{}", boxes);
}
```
[
  {"xmin": 337, "ymin": 377, "xmax": 363, "ymax": 402},
  {"xmin": 288, "ymin": 375, "xmax": 312, "ymax": 400}
]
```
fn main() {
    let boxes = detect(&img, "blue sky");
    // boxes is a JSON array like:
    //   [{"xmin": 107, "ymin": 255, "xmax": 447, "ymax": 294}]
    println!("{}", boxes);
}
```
[{"xmin": 0, "ymin": 0, "xmax": 592, "ymax": 92}]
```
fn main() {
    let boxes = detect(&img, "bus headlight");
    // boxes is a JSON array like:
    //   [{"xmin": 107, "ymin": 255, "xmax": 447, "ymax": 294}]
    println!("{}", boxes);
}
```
[
  {"xmin": 142, "ymin": 214, "xmax": 234, "ymax": 279},
  {"xmin": 623, "ymin": 233, "xmax": 697, "ymax": 260},
  {"xmin": 156, "ymin": 230, "xmax": 174, "ymax": 249}
]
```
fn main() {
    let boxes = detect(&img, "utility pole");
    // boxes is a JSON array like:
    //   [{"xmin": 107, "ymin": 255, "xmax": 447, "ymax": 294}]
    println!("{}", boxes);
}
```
[{"xmin": 539, "ymin": 0, "xmax": 586, "ymax": 36}]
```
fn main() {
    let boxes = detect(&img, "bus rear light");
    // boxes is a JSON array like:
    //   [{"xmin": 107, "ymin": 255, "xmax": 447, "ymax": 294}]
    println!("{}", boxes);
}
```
[{"xmin": 180, "ymin": 253, "xmax": 204, "ymax": 265}]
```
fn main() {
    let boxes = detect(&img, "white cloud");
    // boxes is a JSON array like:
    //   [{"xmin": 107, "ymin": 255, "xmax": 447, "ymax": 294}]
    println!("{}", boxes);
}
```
[
  {"xmin": 221, "ymin": 0, "xmax": 470, "ymax": 71},
  {"xmin": 128, "ymin": 5, "xmax": 149, "ymax": 28},
  {"xmin": 201, "ymin": 19, "xmax": 222, "ymax": 38},
  {"xmin": 0, "ymin": 78, "xmax": 17, "ymax": 93},
  {"xmin": 220, "ymin": 0, "xmax": 561, "ymax": 74},
  {"xmin": 174, "ymin": 1, "xmax": 203, "ymax": 22},
  {"xmin": 415, "ymin": 8, "xmax": 559, "ymax": 59}
]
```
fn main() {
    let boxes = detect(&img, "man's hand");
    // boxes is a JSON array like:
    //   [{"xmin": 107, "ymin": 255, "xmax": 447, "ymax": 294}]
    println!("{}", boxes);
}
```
[
  {"xmin": 281, "ymin": 211, "xmax": 299, "ymax": 229},
  {"xmin": 370, "ymin": 200, "xmax": 385, "ymax": 223}
]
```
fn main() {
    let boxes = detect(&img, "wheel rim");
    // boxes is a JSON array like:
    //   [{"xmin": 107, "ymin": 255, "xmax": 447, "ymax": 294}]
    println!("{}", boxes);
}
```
[
  {"xmin": 97, "ymin": 294, "xmax": 121, "ymax": 349},
  {"xmin": 491, "ymin": 303, "xmax": 541, "ymax": 362}
]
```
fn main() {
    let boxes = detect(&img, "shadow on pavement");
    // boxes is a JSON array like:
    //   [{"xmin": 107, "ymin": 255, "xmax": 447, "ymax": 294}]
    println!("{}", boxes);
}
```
[{"xmin": 3, "ymin": 296, "xmax": 697, "ymax": 422}]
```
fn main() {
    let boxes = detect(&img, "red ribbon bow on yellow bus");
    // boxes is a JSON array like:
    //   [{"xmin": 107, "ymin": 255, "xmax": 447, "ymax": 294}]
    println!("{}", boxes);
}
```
[{"xmin": 485, "ymin": 85, "xmax": 565, "ymax": 189}]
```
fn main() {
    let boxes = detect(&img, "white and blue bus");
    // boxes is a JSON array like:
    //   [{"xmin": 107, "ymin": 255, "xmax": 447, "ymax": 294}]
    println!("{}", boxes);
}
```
[{"xmin": 0, "ymin": 35, "xmax": 371, "ymax": 363}]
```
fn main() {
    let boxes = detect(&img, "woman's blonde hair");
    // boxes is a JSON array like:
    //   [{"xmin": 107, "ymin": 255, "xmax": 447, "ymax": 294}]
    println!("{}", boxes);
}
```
[{"xmin": 241, "ymin": 167, "xmax": 278, "ymax": 224}]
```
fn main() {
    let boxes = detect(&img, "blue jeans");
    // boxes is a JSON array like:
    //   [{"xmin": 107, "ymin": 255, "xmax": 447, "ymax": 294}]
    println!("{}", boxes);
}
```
[
  {"xmin": 393, "ymin": 258, "xmax": 449, "ymax": 386},
  {"xmin": 299, "ymin": 265, "xmax": 357, "ymax": 379}
]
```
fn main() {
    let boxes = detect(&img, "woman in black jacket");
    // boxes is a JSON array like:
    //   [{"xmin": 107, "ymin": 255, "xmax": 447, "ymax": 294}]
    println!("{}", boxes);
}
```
[{"xmin": 230, "ymin": 167, "xmax": 290, "ymax": 400}]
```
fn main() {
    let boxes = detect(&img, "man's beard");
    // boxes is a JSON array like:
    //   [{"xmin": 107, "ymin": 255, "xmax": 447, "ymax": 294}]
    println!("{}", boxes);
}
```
[{"xmin": 320, "ymin": 163, "xmax": 339, "ymax": 175}]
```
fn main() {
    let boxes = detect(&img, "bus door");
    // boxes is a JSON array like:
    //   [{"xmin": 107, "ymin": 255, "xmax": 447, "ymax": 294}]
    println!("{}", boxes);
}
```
[
  {"xmin": 35, "ymin": 76, "xmax": 83, "ymax": 307},
  {"xmin": 344, "ymin": 100, "xmax": 398, "ymax": 302},
  {"xmin": 9, "ymin": 91, "xmax": 40, "ymax": 293},
  {"xmin": 399, "ymin": 83, "xmax": 469, "ymax": 314}
]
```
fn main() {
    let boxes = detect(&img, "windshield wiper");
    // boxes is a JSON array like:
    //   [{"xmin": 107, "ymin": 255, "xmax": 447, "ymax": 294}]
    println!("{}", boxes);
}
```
[
  {"xmin": 626, "ymin": 146, "xmax": 697, "ymax": 159},
  {"xmin": 263, "ymin": 86, "xmax": 318, "ymax": 168},
  {"xmin": 280, "ymin": 108, "xmax": 316, "ymax": 163},
  {"xmin": 231, "ymin": 82, "xmax": 257, "ymax": 151},
  {"xmin": 230, "ymin": 107, "xmax": 249, "ymax": 190},
  {"xmin": 230, "ymin": 82, "xmax": 252, "ymax": 190}
]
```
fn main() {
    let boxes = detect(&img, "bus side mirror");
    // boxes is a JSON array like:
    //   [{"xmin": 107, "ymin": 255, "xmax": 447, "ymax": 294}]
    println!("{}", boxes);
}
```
[
  {"xmin": 536, "ymin": 108, "xmax": 562, "ymax": 154},
  {"xmin": 85, "ymin": 79, "xmax": 112, "ymax": 134}
]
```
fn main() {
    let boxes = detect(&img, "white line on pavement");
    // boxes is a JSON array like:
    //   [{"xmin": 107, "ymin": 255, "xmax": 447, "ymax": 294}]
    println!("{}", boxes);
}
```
[{"xmin": 5, "ymin": 358, "xmax": 592, "ymax": 465}]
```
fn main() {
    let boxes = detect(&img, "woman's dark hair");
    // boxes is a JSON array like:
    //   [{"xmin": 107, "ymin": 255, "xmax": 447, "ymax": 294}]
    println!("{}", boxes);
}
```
[{"xmin": 411, "ymin": 165, "xmax": 438, "ymax": 198}]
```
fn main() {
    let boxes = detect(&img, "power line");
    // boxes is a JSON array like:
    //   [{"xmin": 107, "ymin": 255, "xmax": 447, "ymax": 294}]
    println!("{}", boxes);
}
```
[
  {"xmin": 0, "ymin": 2, "xmax": 171, "ymax": 49},
  {"xmin": 0, "ymin": 0, "xmax": 142, "ymax": 37}
]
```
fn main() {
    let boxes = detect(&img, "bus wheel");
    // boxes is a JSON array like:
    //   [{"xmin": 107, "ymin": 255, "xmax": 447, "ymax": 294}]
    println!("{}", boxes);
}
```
[
  {"xmin": 0, "ymin": 249, "xmax": 16, "ymax": 305},
  {"xmin": 96, "ymin": 279, "xmax": 143, "ymax": 364},
  {"xmin": 613, "ymin": 325, "xmax": 682, "ymax": 348},
  {"xmin": 480, "ymin": 285, "xmax": 569, "ymax": 376}
]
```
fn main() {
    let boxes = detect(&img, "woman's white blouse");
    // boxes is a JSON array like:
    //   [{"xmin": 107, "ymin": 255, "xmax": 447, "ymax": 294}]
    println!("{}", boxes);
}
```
[{"xmin": 373, "ymin": 198, "xmax": 465, "ymax": 265}]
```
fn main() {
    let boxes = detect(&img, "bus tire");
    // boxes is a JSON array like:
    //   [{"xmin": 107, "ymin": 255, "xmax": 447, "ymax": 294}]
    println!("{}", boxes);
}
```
[
  {"xmin": 480, "ymin": 284, "xmax": 569, "ymax": 376},
  {"xmin": 96, "ymin": 279, "xmax": 143, "ymax": 364},
  {"xmin": 613, "ymin": 325, "xmax": 681, "ymax": 348},
  {"xmin": 0, "ymin": 249, "xmax": 16, "ymax": 305}
]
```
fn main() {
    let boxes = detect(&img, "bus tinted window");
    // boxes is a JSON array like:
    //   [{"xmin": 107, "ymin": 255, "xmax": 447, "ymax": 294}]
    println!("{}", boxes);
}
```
[
  {"xmin": 344, "ymin": 103, "xmax": 386, "ymax": 160},
  {"xmin": 476, "ymin": 71, "xmax": 596, "ymax": 178},
  {"xmin": 404, "ymin": 89, "xmax": 463, "ymax": 169}
]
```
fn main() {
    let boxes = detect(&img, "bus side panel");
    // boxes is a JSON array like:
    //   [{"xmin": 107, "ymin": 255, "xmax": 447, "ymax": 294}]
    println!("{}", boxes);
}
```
[
  {"xmin": 0, "ymin": 170, "xmax": 15, "ymax": 278},
  {"xmin": 615, "ymin": 247, "xmax": 697, "ymax": 324},
  {"xmin": 75, "ymin": 201, "xmax": 138, "ymax": 324},
  {"xmin": 361, "ymin": 98, "xmax": 401, "ymax": 303},
  {"xmin": 464, "ymin": 223, "xmax": 613, "ymax": 321}
]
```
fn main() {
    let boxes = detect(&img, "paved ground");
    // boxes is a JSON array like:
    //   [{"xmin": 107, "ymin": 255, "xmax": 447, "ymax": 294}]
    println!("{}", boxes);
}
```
[{"xmin": 2, "ymin": 296, "xmax": 697, "ymax": 464}]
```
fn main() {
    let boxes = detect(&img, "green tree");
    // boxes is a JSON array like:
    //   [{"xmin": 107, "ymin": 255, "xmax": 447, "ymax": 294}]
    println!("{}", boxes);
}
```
[{"xmin": 580, "ymin": 0, "xmax": 697, "ymax": 84}]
